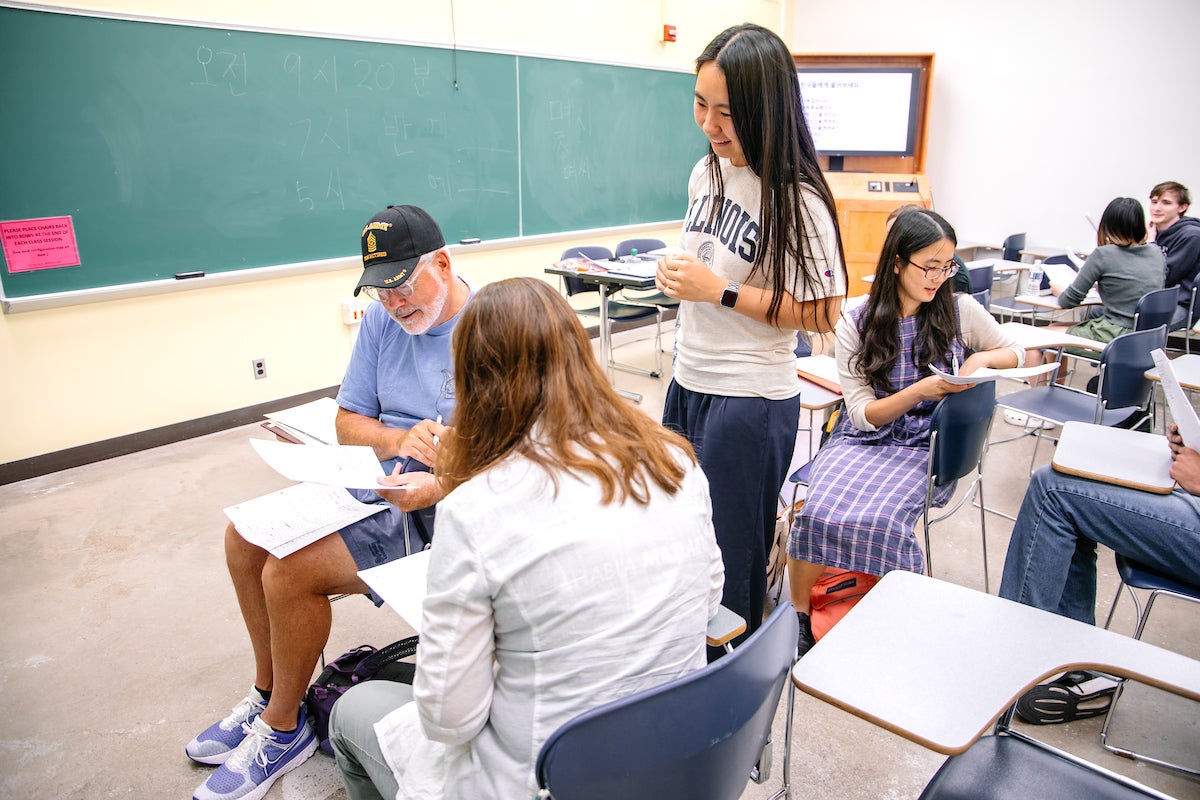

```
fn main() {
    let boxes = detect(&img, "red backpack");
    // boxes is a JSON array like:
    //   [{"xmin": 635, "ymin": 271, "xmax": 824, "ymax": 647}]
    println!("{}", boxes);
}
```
[{"xmin": 809, "ymin": 567, "xmax": 880, "ymax": 640}]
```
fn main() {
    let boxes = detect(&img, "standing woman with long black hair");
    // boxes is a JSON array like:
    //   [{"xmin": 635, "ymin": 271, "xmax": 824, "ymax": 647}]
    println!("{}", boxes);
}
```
[{"xmin": 655, "ymin": 23, "xmax": 847, "ymax": 645}]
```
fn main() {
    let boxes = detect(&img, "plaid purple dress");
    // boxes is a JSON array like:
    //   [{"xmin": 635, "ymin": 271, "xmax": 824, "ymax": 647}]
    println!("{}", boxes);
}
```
[{"xmin": 787, "ymin": 312, "xmax": 966, "ymax": 577}]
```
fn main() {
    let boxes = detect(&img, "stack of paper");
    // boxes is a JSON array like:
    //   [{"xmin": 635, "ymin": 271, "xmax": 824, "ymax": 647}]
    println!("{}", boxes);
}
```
[{"xmin": 263, "ymin": 396, "xmax": 339, "ymax": 445}]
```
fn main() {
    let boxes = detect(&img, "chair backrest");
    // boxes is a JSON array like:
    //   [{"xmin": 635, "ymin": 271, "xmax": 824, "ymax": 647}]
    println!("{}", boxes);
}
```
[
  {"xmin": 1000, "ymin": 233, "xmax": 1026, "ymax": 262},
  {"xmin": 614, "ymin": 238, "xmax": 666, "ymax": 258},
  {"xmin": 560, "ymin": 245, "xmax": 613, "ymax": 297},
  {"xmin": 1097, "ymin": 325, "xmax": 1167, "ymax": 412},
  {"xmin": 929, "ymin": 380, "xmax": 996, "ymax": 487},
  {"xmin": 1132, "ymin": 287, "xmax": 1179, "ymax": 332},
  {"xmin": 970, "ymin": 288, "xmax": 991, "ymax": 309},
  {"xmin": 967, "ymin": 263, "xmax": 993, "ymax": 293},
  {"xmin": 535, "ymin": 604, "xmax": 799, "ymax": 800}
]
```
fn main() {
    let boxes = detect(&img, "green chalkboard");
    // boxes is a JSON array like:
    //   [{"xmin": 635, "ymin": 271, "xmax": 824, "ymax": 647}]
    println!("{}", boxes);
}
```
[{"xmin": 0, "ymin": 7, "xmax": 705, "ymax": 301}]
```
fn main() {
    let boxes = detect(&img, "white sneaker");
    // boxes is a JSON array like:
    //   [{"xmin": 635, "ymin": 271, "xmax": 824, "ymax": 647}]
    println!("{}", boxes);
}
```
[{"xmin": 1003, "ymin": 410, "xmax": 1056, "ymax": 430}]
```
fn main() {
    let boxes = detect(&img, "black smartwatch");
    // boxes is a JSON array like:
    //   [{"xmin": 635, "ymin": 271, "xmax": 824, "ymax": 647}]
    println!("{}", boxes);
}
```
[{"xmin": 719, "ymin": 280, "xmax": 739, "ymax": 309}]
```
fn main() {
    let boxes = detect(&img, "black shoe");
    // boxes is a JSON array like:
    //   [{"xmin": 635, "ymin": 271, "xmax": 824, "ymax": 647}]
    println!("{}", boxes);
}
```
[
  {"xmin": 1014, "ymin": 670, "xmax": 1119, "ymax": 725},
  {"xmin": 795, "ymin": 612, "xmax": 815, "ymax": 660}
]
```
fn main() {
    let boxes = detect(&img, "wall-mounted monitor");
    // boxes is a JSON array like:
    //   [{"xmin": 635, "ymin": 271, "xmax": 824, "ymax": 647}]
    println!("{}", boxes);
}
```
[{"xmin": 796, "ymin": 67, "xmax": 922, "ymax": 167}]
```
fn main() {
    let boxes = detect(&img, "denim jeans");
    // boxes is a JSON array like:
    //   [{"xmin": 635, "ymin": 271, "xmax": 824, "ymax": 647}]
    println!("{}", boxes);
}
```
[{"xmin": 999, "ymin": 466, "xmax": 1200, "ymax": 625}]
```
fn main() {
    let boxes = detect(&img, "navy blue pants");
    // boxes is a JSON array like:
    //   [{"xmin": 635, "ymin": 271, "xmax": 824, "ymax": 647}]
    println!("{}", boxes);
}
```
[{"xmin": 662, "ymin": 381, "xmax": 800, "ymax": 648}]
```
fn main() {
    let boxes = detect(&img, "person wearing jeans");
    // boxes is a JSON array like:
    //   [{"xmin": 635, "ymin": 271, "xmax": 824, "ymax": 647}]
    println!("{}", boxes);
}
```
[{"xmin": 998, "ymin": 423, "xmax": 1200, "ymax": 724}]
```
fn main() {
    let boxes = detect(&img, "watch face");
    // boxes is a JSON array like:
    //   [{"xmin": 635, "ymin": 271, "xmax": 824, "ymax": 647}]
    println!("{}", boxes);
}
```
[{"xmin": 721, "ymin": 283, "xmax": 738, "ymax": 308}]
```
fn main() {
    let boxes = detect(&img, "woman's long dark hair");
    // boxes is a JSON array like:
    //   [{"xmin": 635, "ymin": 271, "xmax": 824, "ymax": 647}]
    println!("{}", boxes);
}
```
[
  {"xmin": 852, "ymin": 208, "xmax": 959, "ymax": 395},
  {"xmin": 696, "ymin": 23, "xmax": 846, "ymax": 328}
]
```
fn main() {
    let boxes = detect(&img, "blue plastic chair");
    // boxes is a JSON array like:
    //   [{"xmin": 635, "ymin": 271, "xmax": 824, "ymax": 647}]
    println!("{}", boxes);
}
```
[
  {"xmin": 1100, "ymin": 555, "xmax": 1200, "ymax": 776},
  {"xmin": 613, "ymin": 237, "xmax": 677, "ymax": 350},
  {"xmin": 1132, "ymin": 287, "xmax": 1181, "ymax": 334},
  {"xmin": 996, "ymin": 326, "xmax": 1167, "ymax": 474},
  {"xmin": 535, "ymin": 603, "xmax": 799, "ymax": 800},
  {"xmin": 924, "ymin": 381, "xmax": 997, "ymax": 593}
]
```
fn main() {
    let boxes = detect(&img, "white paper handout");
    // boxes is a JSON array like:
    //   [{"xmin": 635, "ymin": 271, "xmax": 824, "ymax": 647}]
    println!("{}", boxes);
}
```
[
  {"xmin": 1151, "ymin": 349, "xmax": 1200, "ymax": 449},
  {"xmin": 264, "ymin": 396, "xmax": 340, "ymax": 445},
  {"xmin": 225, "ymin": 482, "xmax": 387, "ymax": 558},
  {"xmin": 929, "ymin": 361, "xmax": 1061, "ymax": 385},
  {"xmin": 358, "ymin": 549, "xmax": 432, "ymax": 633},
  {"xmin": 249, "ymin": 437, "xmax": 386, "ymax": 489}
]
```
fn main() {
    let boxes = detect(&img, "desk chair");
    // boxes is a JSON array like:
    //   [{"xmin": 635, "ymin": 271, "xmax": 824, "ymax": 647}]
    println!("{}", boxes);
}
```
[
  {"xmin": 613, "ymin": 237, "xmax": 676, "ymax": 350},
  {"xmin": 560, "ymin": 245, "xmax": 663, "ymax": 378},
  {"xmin": 923, "ymin": 381, "xmax": 997, "ymax": 593},
  {"xmin": 967, "ymin": 262, "xmax": 993, "ymax": 310},
  {"xmin": 1100, "ymin": 555, "xmax": 1200, "ymax": 776},
  {"xmin": 995, "ymin": 326, "xmax": 1166, "ymax": 475},
  {"xmin": 534, "ymin": 603, "xmax": 798, "ymax": 800},
  {"xmin": 1063, "ymin": 288, "xmax": 1180, "ymax": 393}
]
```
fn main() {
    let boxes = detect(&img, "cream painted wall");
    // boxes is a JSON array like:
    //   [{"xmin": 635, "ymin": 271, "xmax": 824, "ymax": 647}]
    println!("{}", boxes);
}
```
[
  {"xmin": 791, "ymin": 0, "xmax": 1200, "ymax": 255},
  {"xmin": 2, "ymin": 1, "xmax": 782, "ymax": 464}
]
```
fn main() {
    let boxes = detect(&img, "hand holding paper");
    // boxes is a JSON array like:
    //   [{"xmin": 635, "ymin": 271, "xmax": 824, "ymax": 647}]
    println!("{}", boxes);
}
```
[
  {"xmin": 249, "ymin": 437, "xmax": 386, "ymax": 489},
  {"xmin": 929, "ymin": 361, "xmax": 1060, "ymax": 385}
]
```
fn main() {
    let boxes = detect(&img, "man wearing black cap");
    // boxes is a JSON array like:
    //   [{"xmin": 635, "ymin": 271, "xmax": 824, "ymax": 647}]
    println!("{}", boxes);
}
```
[{"xmin": 189, "ymin": 205, "xmax": 471, "ymax": 800}]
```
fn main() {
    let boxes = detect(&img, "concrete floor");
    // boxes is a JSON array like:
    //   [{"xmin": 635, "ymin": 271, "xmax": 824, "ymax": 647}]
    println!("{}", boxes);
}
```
[{"xmin": 1, "ymin": 325, "xmax": 1198, "ymax": 799}]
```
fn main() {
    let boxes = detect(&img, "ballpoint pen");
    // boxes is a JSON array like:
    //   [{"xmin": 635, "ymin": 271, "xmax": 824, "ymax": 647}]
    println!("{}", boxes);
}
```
[{"xmin": 952, "ymin": 355, "xmax": 959, "ymax": 376}]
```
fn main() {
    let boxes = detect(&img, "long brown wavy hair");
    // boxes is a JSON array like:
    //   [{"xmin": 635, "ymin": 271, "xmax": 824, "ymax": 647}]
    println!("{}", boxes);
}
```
[
  {"xmin": 437, "ymin": 278, "xmax": 695, "ymax": 504},
  {"xmin": 696, "ymin": 23, "xmax": 847, "ymax": 329}
]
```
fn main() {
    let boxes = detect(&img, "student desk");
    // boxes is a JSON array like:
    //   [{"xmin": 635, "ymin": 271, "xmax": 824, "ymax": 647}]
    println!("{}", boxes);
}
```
[
  {"xmin": 791, "ymin": 570, "xmax": 1200, "ymax": 756},
  {"xmin": 1051, "ymin": 421, "xmax": 1175, "ymax": 494},
  {"xmin": 545, "ymin": 263, "xmax": 657, "ymax": 403},
  {"xmin": 997, "ymin": 321, "xmax": 1104, "ymax": 353},
  {"xmin": 795, "ymin": 354, "xmax": 842, "ymax": 462}
]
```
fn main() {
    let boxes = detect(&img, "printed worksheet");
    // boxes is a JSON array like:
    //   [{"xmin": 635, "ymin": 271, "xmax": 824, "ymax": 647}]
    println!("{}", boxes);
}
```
[
  {"xmin": 225, "ymin": 482, "xmax": 387, "ymax": 558},
  {"xmin": 1152, "ymin": 349, "xmax": 1200, "ymax": 449},
  {"xmin": 929, "ymin": 362, "xmax": 1060, "ymax": 385},
  {"xmin": 249, "ymin": 437, "xmax": 386, "ymax": 489},
  {"xmin": 359, "ymin": 550, "xmax": 432, "ymax": 633}
]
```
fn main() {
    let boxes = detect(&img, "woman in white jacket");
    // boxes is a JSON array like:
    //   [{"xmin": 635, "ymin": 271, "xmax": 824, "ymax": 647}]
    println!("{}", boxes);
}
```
[{"xmin": 328, "ymin": 277, "xmax": 724, "ymax": 800}]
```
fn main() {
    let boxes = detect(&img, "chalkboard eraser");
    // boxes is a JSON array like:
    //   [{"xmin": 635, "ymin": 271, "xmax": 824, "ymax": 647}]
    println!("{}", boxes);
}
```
[
  {"xmin": 459, "ymin": 238, "xmax": 481, "ymax": 245},
  {"xmin": 175, "ymin": 271, "xmax": 205, "ymax": 280}
]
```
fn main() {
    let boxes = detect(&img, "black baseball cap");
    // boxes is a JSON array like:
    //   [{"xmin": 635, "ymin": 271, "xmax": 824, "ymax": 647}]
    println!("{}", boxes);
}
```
[{"xmin": 355, "ymin": 205, "xmax": 446, "ymax": 297}]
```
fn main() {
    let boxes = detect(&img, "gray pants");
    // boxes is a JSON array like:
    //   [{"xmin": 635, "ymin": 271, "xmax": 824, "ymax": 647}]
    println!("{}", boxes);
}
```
[{"xmin": 328, "ymin": 680, "xmax": 414, "ymax": 800}]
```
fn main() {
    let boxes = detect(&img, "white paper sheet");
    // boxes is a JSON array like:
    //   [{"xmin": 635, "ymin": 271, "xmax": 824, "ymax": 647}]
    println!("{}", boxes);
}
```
[
  {"xmin": 249, "ymin": 437, "xmax": 386, "ymax": 489},
  {"xmin": 358, "ymin": 549, "xmax": 432, "ymax": 633},
  {"xmin": 1152, "ymin": 349, "xmax": 1200, "ymax": 449},
  {"xmin": 264, "ymin": 396, "xmax": 339, "ymax": 445},
  {"xmin": 929, "ymin": 361, "xmax": 1061, "ymax": 385},
  {"xmin": 225, "ymin": 482, "xmax": 387, "ymax": 558}
]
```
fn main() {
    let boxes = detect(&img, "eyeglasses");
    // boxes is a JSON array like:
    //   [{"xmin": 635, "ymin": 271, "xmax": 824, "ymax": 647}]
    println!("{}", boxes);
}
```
[
  {"xmin": 362, "ymin": 259, "xmax": 429, "ymax": 302},
  {"xmin": 905, "ymin": 260, "xmax": 960, "ymax": 280}
]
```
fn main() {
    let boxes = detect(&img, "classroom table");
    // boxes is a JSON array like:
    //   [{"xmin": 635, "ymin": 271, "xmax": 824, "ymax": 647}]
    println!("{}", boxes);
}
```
[
  {"xmin": 996, "ymin": 321, "xmax": 1105, "ymax": 353},
  {"xmin": 791, "ymin": 570, "xmax": 1200, "ymax": 756},
  {"xmin": 545, "ymin": 261, "xmax": 657, "ymax": 403},
  {"xmin": 795, "ymin": 354, "xmax": 842, "ymax": 462}
]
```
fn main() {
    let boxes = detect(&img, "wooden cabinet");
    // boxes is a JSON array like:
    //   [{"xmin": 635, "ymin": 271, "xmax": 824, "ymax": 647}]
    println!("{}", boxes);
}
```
[{"xmin": 825, "ymin": 172, "xmax": 932, "ymax": 294}]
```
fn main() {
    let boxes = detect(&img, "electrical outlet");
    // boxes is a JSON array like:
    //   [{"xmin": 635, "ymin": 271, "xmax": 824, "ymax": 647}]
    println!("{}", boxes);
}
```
[{"xmin": 252, "ymin": 358, "xmax": 267, "ymax": 380}]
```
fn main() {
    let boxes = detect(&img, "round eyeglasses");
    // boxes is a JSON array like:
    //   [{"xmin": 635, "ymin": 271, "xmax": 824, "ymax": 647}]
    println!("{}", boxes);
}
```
[
  {"xmin": 905, "ymin": 260, "xmax": 960, "ymax": 280},
  {"xmin": 362, "ymin": 259, "xmax": 429, "ymax": 302}
]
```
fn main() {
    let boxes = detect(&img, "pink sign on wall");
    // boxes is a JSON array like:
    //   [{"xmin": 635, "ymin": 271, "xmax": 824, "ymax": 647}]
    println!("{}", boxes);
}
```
[{"xmin": 1, "ymin": 216, "xmax": 81, "ymax": 273}]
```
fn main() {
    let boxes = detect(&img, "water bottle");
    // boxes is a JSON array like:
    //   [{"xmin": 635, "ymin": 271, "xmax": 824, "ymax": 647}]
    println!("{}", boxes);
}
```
[{"xmin": 1026, "ymin": 260, "xmax": 1044, "ymax": 296}]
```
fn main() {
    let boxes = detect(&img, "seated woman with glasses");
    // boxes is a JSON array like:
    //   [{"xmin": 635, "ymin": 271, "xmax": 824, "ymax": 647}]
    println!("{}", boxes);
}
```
[{"xmin": 786, "ymin": 208, "xmax": 1022, "ymax": 657}]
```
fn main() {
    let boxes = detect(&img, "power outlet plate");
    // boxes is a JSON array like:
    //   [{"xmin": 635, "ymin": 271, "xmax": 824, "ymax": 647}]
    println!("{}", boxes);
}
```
[{"xmin": 252, "ymin": 358, "xmax": 267, "ymax": 380}]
